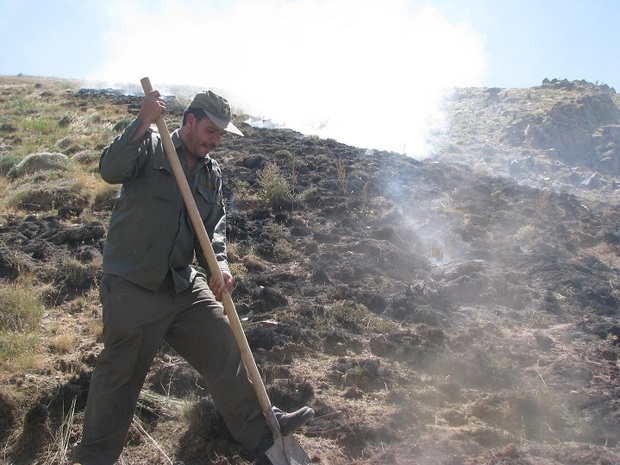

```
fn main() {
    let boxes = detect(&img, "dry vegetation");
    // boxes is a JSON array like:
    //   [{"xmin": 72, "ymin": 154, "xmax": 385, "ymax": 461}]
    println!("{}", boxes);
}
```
[{"xmin": 1, "ymin": 75, "xmax": 620, "ymax": 465}]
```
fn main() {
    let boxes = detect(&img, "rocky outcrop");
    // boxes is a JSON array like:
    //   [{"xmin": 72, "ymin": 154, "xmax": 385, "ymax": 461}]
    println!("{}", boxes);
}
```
[{"xmin": 525, "ymin": 93, "xmax": 620, "ymax": 168}]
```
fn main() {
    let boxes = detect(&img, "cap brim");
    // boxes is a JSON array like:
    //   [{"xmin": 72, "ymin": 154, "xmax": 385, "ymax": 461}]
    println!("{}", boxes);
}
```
[{"xmin": 203, "ymin": 110, "xmax": 244, "ymax": 137}]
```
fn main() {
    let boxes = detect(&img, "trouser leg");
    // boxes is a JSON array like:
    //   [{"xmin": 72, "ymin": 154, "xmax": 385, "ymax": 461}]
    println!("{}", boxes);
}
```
[
  {"xmin": 73, "ymin": 275, "xmax": 174, "ymax": 465},
  {"xmin": 165, "ymin": 276, "xmax": 267, "ymax": 451}
]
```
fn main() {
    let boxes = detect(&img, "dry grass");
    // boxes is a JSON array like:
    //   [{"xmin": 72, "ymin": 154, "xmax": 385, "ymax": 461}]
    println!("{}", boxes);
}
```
[
  {"xmin": 0, "ymin": 277, "xmax": 46, "ymax": 374},
  {"xmin": 231, "ymin": 178, "xmax": 262, "ymax": 210},
  {"xmin": 578, "ymin": 242, "xmax": 620, "ymax": 269},
  {"xmin": 0, "ymin": 278, "xmax": 45, "ymax": 332}
]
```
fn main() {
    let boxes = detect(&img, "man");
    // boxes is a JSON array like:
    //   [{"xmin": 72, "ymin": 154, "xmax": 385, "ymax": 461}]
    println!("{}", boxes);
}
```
[{"xmin": 72, "ymin": 89, "xmax": 313, "ymax": 464}]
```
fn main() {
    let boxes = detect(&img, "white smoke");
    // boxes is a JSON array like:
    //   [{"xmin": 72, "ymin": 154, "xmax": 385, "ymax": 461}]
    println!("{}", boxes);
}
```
[{"xmin": 93, "ymin": 0, "xmax": 486, "ymax": 157}]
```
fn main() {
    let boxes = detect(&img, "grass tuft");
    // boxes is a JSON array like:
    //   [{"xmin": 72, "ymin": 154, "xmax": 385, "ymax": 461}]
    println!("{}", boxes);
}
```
[{"xmin": 0, "ymin": 280, "xmax": 45, "ymax": 332}]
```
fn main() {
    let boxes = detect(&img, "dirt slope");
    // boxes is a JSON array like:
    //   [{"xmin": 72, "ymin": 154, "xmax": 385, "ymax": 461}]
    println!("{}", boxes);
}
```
[{"xmin": 1, "ymin": 76, "xmax": 620, "ymax": 464}]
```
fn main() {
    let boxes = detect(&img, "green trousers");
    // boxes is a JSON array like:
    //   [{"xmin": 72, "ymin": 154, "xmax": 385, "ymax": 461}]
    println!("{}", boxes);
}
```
[{"xmin": 72, "ymin": 273, "xmax": 266, "ymax": 465}]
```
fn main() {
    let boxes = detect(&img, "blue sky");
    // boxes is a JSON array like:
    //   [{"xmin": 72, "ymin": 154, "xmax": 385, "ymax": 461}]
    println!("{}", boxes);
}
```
[{"xmin": 1, "ymin": 0, "xmax": 618, "ymax": 155}]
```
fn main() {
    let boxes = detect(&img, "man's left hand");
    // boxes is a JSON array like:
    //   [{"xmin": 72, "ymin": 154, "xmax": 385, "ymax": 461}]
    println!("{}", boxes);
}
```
[{"xmin": 209, "ymin": 271, "xmax": 233, "ymax": 301}]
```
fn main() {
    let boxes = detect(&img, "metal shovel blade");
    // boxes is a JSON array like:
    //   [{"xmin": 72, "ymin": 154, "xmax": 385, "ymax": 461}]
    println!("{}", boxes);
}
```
[{"xmin": 265, "ymin": 434, "xmax": 311, "ymax": 465}]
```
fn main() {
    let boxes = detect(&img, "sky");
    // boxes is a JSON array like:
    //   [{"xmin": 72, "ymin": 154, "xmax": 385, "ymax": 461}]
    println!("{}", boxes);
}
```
[{"xmin": 1, "ymin": 0, "xmax": 619, "ymax": 156}]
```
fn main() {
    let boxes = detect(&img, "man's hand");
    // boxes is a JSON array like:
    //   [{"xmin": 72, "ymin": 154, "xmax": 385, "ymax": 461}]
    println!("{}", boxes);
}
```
[
  {"xmin": 130, "ymin": 90, "xmax": 167, "ymax": 143},
  {"xmin": 209, "ymin": 271, "xmax": 234, "ymax": 301}
]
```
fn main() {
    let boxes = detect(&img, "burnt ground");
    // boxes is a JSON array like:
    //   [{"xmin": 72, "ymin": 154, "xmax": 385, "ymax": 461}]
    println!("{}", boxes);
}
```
[{"xmin": 2, "ymin": 77, "xmax": 620, "ymax": 464}]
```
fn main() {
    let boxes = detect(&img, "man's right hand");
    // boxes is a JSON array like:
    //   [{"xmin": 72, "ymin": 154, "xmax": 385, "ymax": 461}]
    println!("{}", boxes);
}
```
[{"xmin": 130, "ymin": 90, "xmax": 167, "ymax": 143}]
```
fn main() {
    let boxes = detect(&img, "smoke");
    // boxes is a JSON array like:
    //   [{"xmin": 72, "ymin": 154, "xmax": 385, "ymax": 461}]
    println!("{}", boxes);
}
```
[{"xmin": 93, "ymin": 0, "xmax": 485, "ymax": 157}]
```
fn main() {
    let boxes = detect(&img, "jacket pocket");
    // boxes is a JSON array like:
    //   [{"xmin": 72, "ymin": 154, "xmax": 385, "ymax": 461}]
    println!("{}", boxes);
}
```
[{"xmin": 196, "ymin": 183, "xmax": 216, "ymax": 204}]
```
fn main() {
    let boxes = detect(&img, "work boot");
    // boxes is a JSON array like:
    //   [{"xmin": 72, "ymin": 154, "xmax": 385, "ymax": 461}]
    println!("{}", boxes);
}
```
[
  {"xmin": 273, "ymin": 406, "xmax": 315, "ymax": 436},
  {"xmin": 252, "ymin": 406, "xmax": 314, "ymax": 463}
]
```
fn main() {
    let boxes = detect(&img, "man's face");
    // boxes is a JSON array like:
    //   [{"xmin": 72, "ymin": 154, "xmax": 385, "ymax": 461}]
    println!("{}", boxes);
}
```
[{"xmin": 183, "ymin": 114, "xmax": 227, "ymax": 158}]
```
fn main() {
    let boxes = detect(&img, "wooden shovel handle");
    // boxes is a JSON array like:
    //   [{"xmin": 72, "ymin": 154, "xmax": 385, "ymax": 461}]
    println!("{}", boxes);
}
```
[{"xmin": 140, "ymin": 77, "xmax": 281, "ymax": 438}]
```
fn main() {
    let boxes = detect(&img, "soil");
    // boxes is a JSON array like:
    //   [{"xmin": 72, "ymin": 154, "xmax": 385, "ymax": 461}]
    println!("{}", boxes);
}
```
[{"xmin": 1, "ymin": 76, "xmax": 620, "ymax": 464}]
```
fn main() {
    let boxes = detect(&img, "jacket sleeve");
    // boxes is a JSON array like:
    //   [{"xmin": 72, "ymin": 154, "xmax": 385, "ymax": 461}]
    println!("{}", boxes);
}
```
[{"xmin": 99, "ymin": 119, "xmax": 152, "ymax": 184}]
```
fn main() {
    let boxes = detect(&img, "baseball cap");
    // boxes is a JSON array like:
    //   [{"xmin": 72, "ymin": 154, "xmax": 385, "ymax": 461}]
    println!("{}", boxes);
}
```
[{"xmin": 187, "ymin": 90, "xmax": 244, "ymax": 136}]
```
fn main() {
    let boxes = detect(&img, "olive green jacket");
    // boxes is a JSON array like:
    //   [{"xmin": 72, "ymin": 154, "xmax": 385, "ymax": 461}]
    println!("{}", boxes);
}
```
[{"xmin": 99, "ymin": 119, "xmax": 229, "ymax": 293}]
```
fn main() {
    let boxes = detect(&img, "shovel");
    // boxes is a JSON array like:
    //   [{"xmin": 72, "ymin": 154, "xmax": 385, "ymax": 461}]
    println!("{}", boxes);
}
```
[{"xmin": 140, "ymin": 78, "xmax": 311, "ymax": 465}]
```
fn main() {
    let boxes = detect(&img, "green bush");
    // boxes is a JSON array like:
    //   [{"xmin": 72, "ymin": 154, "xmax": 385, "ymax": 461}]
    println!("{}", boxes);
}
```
[{"xmin": 258, "ymin": 162, "xmax": 290, "ymax": 209}]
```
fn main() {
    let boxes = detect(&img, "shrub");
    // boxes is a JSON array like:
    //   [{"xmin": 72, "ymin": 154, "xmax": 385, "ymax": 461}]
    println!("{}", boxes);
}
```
[{"xmin": 258, "ymin": 162, "xmax": 290, "ymax": 209}]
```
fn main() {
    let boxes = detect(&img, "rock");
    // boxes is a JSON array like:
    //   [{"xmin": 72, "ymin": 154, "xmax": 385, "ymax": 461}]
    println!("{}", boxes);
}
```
[{"xmin": 534, "ymin": 332, "xmax": 555, "ymax": 350}]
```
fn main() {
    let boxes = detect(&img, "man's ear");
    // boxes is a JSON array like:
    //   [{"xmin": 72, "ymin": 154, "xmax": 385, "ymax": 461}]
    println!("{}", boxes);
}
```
[
  {"xmin": 185, "ymin": 113, "xmax": 198, "ymax": 129},
  {"xmin": 185, "ymin": 112, "xmax": 197, "ymax": 129}
]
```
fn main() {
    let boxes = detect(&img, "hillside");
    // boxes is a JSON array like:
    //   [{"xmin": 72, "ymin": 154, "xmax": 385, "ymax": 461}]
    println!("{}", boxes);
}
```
[{"xmin": 1, "ymin": 75, "xmax": 620, "ymax": 465}]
